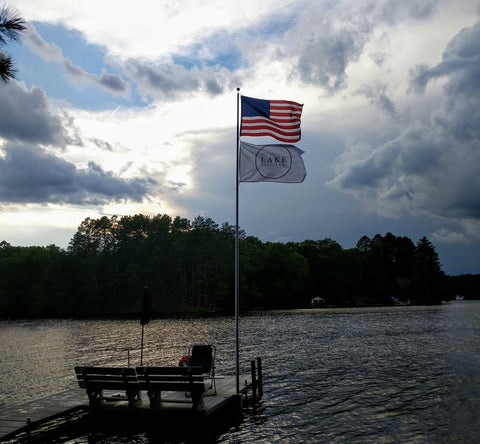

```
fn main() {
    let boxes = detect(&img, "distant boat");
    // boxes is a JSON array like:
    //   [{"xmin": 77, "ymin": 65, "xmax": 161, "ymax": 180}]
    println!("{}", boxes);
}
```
[{"xmin": 456, "ymin": 295, "xmax": 465, "ymax": 301}]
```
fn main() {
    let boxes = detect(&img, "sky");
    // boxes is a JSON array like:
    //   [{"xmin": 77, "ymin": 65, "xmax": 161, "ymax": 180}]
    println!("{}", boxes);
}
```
[{"xmin": 1, "ymin": 0, "xmax": 479, "ymax": 276}]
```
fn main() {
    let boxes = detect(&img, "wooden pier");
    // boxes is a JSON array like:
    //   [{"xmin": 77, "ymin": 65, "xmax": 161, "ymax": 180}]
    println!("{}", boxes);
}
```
[{"xmin": 0, "ymin": 359, "xmax": 263, "ymax": 442}]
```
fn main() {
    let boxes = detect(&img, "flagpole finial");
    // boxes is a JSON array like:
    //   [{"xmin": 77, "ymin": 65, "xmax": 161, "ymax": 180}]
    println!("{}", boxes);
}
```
[{"xmin": 237, "ymin": 87, "xmax": 240, "ymax": 92}]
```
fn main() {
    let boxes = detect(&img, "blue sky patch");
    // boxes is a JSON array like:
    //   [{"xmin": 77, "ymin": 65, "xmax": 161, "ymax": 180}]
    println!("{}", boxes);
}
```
[{"xmin": 10, "ymin": 22, "xmax": 146, "ymax": 110}]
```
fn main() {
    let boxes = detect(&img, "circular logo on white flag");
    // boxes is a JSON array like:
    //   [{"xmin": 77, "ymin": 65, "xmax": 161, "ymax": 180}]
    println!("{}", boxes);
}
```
[{"xmin": 255, "ymin": 145, "xmax": 292, "ymax": 179}]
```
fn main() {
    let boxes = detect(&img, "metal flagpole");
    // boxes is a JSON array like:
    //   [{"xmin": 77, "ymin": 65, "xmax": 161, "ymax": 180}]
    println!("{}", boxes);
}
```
[{"xmin": 235, "ymin": 87, "xmax": 240, "ymax": 395}]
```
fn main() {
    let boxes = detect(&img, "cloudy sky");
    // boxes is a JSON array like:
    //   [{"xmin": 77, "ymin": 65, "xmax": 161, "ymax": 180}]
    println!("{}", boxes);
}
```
[{"xmin": 1, "ymin": 0, "xmax": 479, "ymax": 275}]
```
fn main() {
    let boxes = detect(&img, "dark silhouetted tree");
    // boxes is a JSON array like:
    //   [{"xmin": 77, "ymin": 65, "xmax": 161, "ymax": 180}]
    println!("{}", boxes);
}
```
[
  {"xmin": 413, "ymin": 236, "xmax": 445, "ymax": 304},
  {"xmin": 0, "ymin": 5, "xmax": 26, "ymax": 83}
]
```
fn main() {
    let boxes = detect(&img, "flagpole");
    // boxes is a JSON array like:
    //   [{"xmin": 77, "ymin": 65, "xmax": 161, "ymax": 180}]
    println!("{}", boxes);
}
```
[{"xmin": 235, "ymin": 87, "xmax": 240, "ymax": 395}]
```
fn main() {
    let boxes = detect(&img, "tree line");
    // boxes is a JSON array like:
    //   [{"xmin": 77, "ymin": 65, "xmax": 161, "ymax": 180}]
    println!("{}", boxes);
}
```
[{"xmin": 0, "ymin": 214, "xmax": 477, "ymax": 318}]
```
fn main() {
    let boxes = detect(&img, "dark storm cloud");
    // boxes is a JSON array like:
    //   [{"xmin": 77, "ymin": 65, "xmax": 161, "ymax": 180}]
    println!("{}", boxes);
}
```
[
  {"xmin": 356, "ymin": 83, "xmax": 396, "ymax": 116},
  {"xmin": 297, "ymin": 22, "xmax": 368, "ymax": 92},
  {"xmin": 130, "ymin": 62, "xmax": 199, "ymax": 97},
  {"xmin": 0, "ymin": 143, "xmax": 155, "ymax": 204},
  {"xmin": 330, "ymin": 21, "xmax": 480, "ymax": 221},
  {"xmin": 127, "ymin": 60, "xmax": 236, "ymax": 100},
  {"xmin": 293, "ymin": 1, "xmax": 439, "ymax": 93},
  {"xmin": 410, "ymin": 22, "xmax": 480, "ymax": 97},
  {"xmin": 97, "ymin": 69, "xmax": 129, "ymax": 93},
  {"xmin": 379, "ymin": 0, "xmax": 439, "ymax": 23},
  {"xmin": 26, "ymin": 23, "xmax": 130, "ymax": 96},
  {"xmin": 0, "ymin": 82, "xmax": 78, "ymax": 147},
  {"xmin": 410, "ymin": 21, "xmax": 480, "ymax": 145}
]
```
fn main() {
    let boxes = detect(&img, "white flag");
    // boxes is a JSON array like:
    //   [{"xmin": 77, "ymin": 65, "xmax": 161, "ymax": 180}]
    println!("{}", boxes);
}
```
[{"xmin": 239, "ymin": 141, "xmax": 306, "ymax": 183}]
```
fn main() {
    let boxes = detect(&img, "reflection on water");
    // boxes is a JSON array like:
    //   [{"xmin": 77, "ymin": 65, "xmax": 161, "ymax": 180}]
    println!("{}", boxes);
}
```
[{"xmin": 1, "ymin": 302, "xmax": 479, "ymax": 443}]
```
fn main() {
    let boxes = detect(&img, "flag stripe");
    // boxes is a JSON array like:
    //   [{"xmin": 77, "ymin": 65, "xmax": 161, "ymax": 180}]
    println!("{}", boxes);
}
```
[
  {"xmin": 241, "ymin": 96, "xmax": 303, "ymax": 143},
  {"xmin": 241, "ymin": 117, "xmax": 300, "ymax": 129},
  {"xmin": 240, "ymin": 131, "xmax": 301, "ymax": 142},
  {"xmin": 241, "ymin": 125, "xmax": 300, "ymax": 137}
]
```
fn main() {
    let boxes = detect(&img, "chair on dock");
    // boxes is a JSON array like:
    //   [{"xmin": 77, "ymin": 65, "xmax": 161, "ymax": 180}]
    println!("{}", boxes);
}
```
[{"xmin": 188, "ymin": 344, "xmax": 216, "ymax": 395}]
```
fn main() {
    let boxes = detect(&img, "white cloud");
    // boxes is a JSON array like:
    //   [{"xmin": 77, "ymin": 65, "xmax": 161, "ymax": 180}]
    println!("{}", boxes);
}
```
[
  {"xmin": 431, "ymin": 228, "xmax": 469, "ymax": 244},
  {"xmin": 16, "ymin": 0, "xmax": 299, "ymax": 60}
]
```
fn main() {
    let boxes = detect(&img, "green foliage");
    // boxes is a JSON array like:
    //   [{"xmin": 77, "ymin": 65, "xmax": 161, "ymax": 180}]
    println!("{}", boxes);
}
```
[
  {"xmin": 0, "ymin": 244, "xmax": 71, "ymax": 317},
  {"xmin": 0, "ymin": 215, "xmax": 474, "ymax": 318},
  {"xmin": 0, "ymin": 6, "xmax": 26, "ymax": 83}
]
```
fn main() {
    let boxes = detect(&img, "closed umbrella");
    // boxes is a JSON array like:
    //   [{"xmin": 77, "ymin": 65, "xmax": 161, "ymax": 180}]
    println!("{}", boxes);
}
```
[{"xmin": 140, "ymin": 285, "xmax": 152, "ymax": 365}]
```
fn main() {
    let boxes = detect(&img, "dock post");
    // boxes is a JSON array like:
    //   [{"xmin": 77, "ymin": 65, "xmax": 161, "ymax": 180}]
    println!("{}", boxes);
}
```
[
  {"xmin": 256, "ymin": 357, "xmax": 263, "ymax": 399},
  {"xmin": 250, "ymin": 359, "xmax": 257, "ymax": 402}
]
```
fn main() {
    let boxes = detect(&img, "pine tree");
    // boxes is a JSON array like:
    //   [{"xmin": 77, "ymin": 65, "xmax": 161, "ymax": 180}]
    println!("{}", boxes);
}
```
[
  {"xmin": 0, "ymin": 5, "xmax": 26, "ymax": 83},
  {"xmin": 414, "ymin": 236, "xmax": 443, "ymax": 304}
]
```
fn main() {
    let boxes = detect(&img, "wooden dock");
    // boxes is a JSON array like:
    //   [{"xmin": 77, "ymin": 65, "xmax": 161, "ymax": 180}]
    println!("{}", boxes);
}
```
[
  {"xmin": 0, "ymin": 388, "xmax": 87, "ymax": 441},
  {"xmin": 0, "ymin": 370, "xmax": 262, "ymax": 442}
]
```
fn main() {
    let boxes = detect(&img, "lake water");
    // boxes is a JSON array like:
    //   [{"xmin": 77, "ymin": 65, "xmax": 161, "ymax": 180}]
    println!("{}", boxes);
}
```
[{"xmin": 1, "ymin": 302, "xmax": 479, "ymax": 443}]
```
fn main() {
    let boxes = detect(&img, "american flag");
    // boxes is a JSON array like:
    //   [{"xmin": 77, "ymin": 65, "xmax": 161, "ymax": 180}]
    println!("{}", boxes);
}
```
[{"xmin": 240, "ymin": 96, "xmax": 303, "ymax": 143}]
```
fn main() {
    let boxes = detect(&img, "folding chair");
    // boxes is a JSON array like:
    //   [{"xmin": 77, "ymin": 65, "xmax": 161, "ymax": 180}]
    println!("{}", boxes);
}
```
[{"xmin": 188, "ymin": 344, "xmax": 216, "ymax": 395}]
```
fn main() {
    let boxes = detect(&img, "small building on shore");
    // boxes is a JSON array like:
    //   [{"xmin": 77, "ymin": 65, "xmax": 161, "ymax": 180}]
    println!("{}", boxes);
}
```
[{"xmin": 310, "ymin": 297, "xmax": 325, "ymax": 308}]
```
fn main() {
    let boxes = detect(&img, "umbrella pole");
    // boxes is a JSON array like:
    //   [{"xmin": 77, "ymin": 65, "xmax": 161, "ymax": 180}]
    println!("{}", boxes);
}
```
[{"xmin": 141, "ymin": 324, "xmax": 144, "ymax": 365}]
